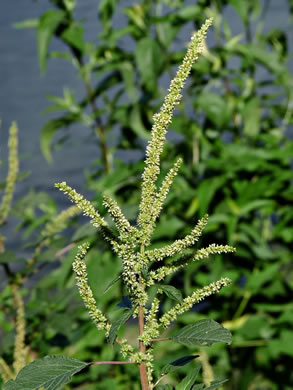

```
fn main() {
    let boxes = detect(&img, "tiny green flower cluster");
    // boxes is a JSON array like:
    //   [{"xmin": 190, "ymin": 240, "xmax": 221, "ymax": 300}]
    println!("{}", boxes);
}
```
[
  {"xmin": 160, "ymin": 277, "xmax": 231, "ymax": 328},
  {"xmin": 72, "ymin": 243, "xmax": 111, "ymax": 335},
  {"xmin": 11, "ymin": 285, "xmax": 27, "ymax": 375},
  {"xmin": 103, "ymin": 195, "xmax": 139, "ymax": 243},
  {"xmin": 0, "ymin": 122, "xmax": 19, "ymax": 225},
  {"xmin": 56, "ymin": 19, "xmax": 236, "ymax": 387},
  {"xmin": 141, "ymin": 214, "xmax": 209, "ymax": 264},
  {"xmin": 138, "ymin": 18, "xmax": 213, "ymax": 245},
  {"xmin": 41, "ymin": 205, "xmax": 80, "ymax": 238},
  {"xmin": 140, "ymin": 298, "xmax": 160, "ymax": 345},
  {"xmin": 55, "ymin": 182, "xmax": 106, "ymax": 229}
]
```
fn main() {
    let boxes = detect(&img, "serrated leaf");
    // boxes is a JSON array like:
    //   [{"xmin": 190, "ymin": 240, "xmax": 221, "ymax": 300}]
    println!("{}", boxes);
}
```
[
  {"xmin": 3, "ymin": 355, "xmax": 88, "ymax": 390},
  {"xmin": 176, "ymin": 366, "xmax": 201, "ymax": 390},
  {"xmin": 37, "ymin": 10, "xmax": 65, "ymax": 73},
  {"xmin": 158, "ymin": 285, "xmax": 183, "ymax": 303},
  {"xmin": 161, "ymin": 355, "xmax": 199, "ymax": 375},
  {"xmin": 103, "ymin": 273, "xmax": 122, "ymax": 294},
  {"xmin": 108, "ymin": 308, "xmax": 134, "ymax": 344},
  {"xmin": 172, "ymin": 320, "xmax": 232, "ymax": 347},
  {"xmin": 204, "ymin": 379, "xmax": 228, "ymax": 389}
]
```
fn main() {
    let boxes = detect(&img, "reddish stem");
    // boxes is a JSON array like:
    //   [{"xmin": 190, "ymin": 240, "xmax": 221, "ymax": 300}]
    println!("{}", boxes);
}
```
[{"xmin": 138, "ymin": 305, "xmax": 150, "ymax": 390}]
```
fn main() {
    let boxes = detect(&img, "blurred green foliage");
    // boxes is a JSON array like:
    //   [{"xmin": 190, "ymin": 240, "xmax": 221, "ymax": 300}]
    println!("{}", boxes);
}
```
[{"xmin": 1, "ymin": 0, "xmax": 293, "ymax": 388}]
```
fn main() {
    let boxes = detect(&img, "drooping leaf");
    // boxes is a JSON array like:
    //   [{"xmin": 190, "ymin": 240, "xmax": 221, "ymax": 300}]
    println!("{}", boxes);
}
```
[
  {"xmin": 176, "ymin": 365, "xmax": 201, "ymax": 390},
  {"xmin": 3, "ymin": 355, "xmax": 88, "ymax": 390},
  {"xmin": 161, "ymin": 355, "xmax": 199, "ymax": 375},
  {"xmin": 172, "ymin": 320, "xmax": 232, "ymax": 347},
  {"xmin": 158, "ymin": 285, "xmax": 183, "ymax": 303},
  {"xmin": 37, "ymin": 10, "xmax": 65, "ymax": 73},
  {"xmin": 108, "ymin": 308, "xmax": 134, "ymax": 344}
]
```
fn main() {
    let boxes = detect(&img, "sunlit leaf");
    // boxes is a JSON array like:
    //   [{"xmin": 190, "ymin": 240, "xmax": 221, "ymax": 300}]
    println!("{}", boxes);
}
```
[
  {"xmin": 172, "ymin": 320, "xmax": 232, "ymax": 347},
  {"xmin": 3, "ymin": 356, "xmax": 88, "ymax": 390}
]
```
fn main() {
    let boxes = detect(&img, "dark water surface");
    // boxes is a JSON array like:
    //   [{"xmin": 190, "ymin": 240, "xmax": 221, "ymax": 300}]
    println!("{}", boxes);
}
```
[{"xmin": 0, "ymin": 1, "xmax": 292, "ymax": 256}]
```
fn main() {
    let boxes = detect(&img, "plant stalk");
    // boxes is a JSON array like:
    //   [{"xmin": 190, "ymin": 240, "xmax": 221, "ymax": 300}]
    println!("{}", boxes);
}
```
[
  {"xmin": 83, "ymin": 77, "xmax": 111, "ymax": 173},
  {"xmin": 138, "ymin": 245, "xmax": 150, "ymax": 390}
]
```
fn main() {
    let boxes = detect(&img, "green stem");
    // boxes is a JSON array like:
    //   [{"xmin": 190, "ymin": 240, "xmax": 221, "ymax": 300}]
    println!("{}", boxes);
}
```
[
  {"xmin": 138, "ymin": 245, "xmax": 150, "ymax": 390},
  {"xmin": 83, "ymin": 76, "xmax": 111, "ymax": 173},
  {"xmin": 233, "ymin": 290, "xmax": 251, "ymax": 320}
]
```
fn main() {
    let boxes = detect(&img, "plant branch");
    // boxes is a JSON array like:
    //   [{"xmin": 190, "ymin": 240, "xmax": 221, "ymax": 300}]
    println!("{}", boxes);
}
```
[
  {"xmin": 150, "ymin": 338, "xmax": 171, "ymax": 343},
  {"xmin": 138, "ymin": 245, "xmax": 150, "ymax": 390},
  {"xmin": 90, "ymin": 360, "xmax": 135, "ymax": 366}
]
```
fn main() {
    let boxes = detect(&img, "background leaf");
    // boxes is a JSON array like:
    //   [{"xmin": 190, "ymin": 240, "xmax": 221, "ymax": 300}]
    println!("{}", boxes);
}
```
[
  {"xmin": 3, "ymin": 355, "xmax": 88, "ymax": 390},
  {"xmin": 172, "ymin": 320, "xmax": 232, "ymax": 347}
]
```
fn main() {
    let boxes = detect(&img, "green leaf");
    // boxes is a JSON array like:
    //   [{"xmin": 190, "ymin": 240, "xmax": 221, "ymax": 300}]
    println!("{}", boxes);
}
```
[
  {"xmin": 61, "ymin": 24, "xmax": 85, "ymax": 51},
  {"xmin": 103, "ymin": 273, "xmax": 122, "ymax": 294},
  {"xmin": 158, "ymin": 284, "xmax": 183, "ymax": 303},
  {"xmin": 176, "ymin": 366, "xmax": 201, "ymax": 390},
  {"xmin": 229, "ymin": 0, "xmax": 248, "ymax": 24},
  {"xmin": 37, "ymin": 10, "xmax": 65, "ymax": 73},
  {"xmin": 172, "ymin": 320, "xmax": 232, "ymax": 347},
  {"xmin": 3, "ymin": 355, "xmax": 88, "ymax": 390},
  {"xmin": 135, "ymin": 37, "xmax": 163, "ymax": 90},
  {"xmin": 120, "ymin": 61, "xmax": 137, "ymax": 102},
  {"xmin": 242, "ymin": 97, "xmax": 260, "ymax": 137},
  {"xmin": 157, "ymin": 385, "xmax": 174, "ymax": 390},
  {"xmin": 108, "ymin": 308, "xmax": 134, "ymax": 344},
  {"xmin": 0, "ymin": 251, "xmax": 25, "ymax": 264},
  {"xmin": 196, "ymin": 92, "xmax": 230, "ymax": 128},
  {"xmin": 13, "ymin": 19, "xmax": 39, "ymax": 29},
  {"xmin": 129, "ymin": 105, "xmax": 151, "ymax": 140},
  {"xmin": 40, "ymin": 119, "xmax": 64, "ymax": 163},
  {"xmin": 191, "ymin": 385, "xmax": 204, "ymax": 390},
  {"xmin": 161, "ymin": 355, "xmax": 199, "ymax": 375},
  {"xmin": 204, "ymin": 379, "xmax": 229, "ymax": 389}
]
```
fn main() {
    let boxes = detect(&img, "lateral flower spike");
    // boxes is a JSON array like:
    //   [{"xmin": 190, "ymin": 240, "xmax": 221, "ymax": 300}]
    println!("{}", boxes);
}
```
[
  {"xmin": 140, "ymin": 298, "xmax": 160, "ymax": 345},
  {"xmin": 146, "ymin": 244, "xmax": 236, "ymax": 285},
  {"xmin": 160, "ymin": 277, "xmax": 231, "ymax": 328},
  {"xmin": 142, "ymin": 214, "xmax": 209, "ymax": 264},
  {"xmin": 138, "ymin": 18, "xmax": 213, "ymax": 244},
  {"xmin": 146, "ymin": 158, "xmax": 183, "ymax": 240},
  {"xmin": 103, "ymin": 195, "xmax": 139, "ymax": 242},
  {"xmin": 55, "ymin": 182, "xmax": 107, "ymax": 229},
  {"xmin": 41, "ymin": 205, "xmax": 81, "ymax": 238},
  {"xmin": 11, "ymin": 285, "xmax": 27, "ymax": 375},
  {"xmin": 0, "ymin": 121, "xmax": 19, "ymax": 225},
  {"xmin": 73, "ymin": 243, "xmax": 111, "ymax": 335}
]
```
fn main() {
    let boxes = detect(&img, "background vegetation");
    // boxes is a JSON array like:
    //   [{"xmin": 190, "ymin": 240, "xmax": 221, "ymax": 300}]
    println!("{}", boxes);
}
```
[{"xmin": 1, "ymin": 0, "xmax": 292, "ymax": 389}]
